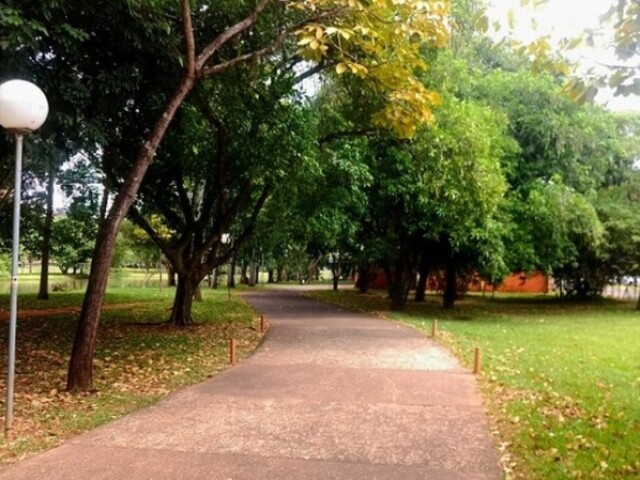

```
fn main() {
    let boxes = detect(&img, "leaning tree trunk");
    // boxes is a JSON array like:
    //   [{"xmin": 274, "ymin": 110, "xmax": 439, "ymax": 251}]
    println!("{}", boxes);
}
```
[
  {"xmin": 38, "ymin": 169, "xmax": 55, "ymax": 300},
  {"xmin": 443, "ymin": 257, "xmax": 457, "ymax": 309},
  {"xmin": 67, "ymin": 208, "xmax": 128, "ymax": 391},
  {"xmin": 67, "ymin": 74, "xmax": 197, "ymax": 392}
]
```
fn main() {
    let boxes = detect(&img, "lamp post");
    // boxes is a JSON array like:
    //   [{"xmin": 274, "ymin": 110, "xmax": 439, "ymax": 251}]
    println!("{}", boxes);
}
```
[
  {"xmin": 0, "ymin": 79, "xmax": 49, "ymax": 439},
  {"xmin": 221, "ymin": 233, "xmax": 231, "ymax": 299}
]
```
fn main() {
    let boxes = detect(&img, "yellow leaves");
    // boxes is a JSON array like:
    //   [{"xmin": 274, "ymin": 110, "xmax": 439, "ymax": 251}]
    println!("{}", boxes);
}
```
[
  {"xmin": 372, "ymin": 80, "xmax": 440, "ymax": 138},
  {"xmin": 295, "ymin": 23, "xmax": 331, "ymax": 61},
  {"xmin": 291, "ymin": 1, "xmax": 452, "ymax": 138},
  {"xmin": 334, "ymin": 61, "xmax": 368, "ymax": 76}
]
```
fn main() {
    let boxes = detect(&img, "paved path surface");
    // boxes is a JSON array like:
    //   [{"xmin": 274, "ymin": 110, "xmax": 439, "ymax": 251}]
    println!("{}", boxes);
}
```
[{"xmin": 0, "ymin": 289, "xmax": 501, "ymax": 480}]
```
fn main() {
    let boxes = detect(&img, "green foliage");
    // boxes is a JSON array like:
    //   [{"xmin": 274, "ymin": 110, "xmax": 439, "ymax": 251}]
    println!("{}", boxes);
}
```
[
  {"xmin": 591, "ymin": 174, "xmax": 640, "ymax": 282},
  {"xmin": 51, "ymin": 204, "xmax": 97, "ymax": 274},
  {"xmin": 474, "ymin": 71, "xmax": 626, "ymax": 195},
  {"xmin": 417, "ymin": 96, "xmax": 510, "ymax": 244}
]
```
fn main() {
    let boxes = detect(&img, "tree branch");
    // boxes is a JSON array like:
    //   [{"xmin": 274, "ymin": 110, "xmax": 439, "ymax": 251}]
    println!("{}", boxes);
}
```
[
  {"xmin": 201, "ymin": 31, "xmax": 287, "ymax": 77},
  {"xmin": 128, "ymin": 206, "xmax": 177, "ymax": 265},
  {"xmin": 200, "ymin": 5, "xmax": 345, "ymax": 77},
  {"xmin": 182, "ymin": 0, "xmax": 196, "ymax": 77},
  {"xmin": 203, "ymin": 109, "xmax": 227, "ymax": 223},
  {"xmin": 195, "ymin": 0, "xmax": 272, "ymax": 71},
  {"xmin": 294, "ymin": 62, "xmax": 331, "ymax": 84},
  {"xmin": 175, "ymin": 173, "xmax": 196, "ymax": 226},
  {"xmin": 205, "ymin": 183, "xmax": 272, "ymax": 271}
]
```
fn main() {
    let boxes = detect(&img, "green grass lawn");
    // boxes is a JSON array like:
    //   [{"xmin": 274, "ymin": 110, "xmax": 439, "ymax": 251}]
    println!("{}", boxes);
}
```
[
  {"xmin": 312, "ymin": 289, "xmax": 640, "ymax": 480},
  {"xmin": 0, "ymin": 286, "xmax": 262, "ymax": 464}
]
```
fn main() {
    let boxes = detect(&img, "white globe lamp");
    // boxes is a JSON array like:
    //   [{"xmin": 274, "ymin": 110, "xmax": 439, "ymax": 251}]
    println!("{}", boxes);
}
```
[{"xmin": 0, "ymin": 80, "xmax": 48, "ymax": 132}]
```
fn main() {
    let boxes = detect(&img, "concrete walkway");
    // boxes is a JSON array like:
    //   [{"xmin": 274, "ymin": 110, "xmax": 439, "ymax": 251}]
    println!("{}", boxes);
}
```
[{"xmin": 0, "ymin": 289, "xmax": 501, "ymax": 480}]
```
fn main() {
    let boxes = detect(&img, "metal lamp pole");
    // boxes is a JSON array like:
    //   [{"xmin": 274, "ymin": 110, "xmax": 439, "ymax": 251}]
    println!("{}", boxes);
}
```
[{"xmin": 0, "ymin": 80, "xmax": 49, "ymax": 439}]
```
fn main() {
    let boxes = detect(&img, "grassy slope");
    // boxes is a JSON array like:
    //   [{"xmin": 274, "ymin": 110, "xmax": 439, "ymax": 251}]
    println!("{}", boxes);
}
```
[
  {"xmin": 0, "ymin": 287, "xmax": 262, "ymax": 464},
  {"xmin": 311, "ymin": 289, "xmax": 640, "ymax": 480}
]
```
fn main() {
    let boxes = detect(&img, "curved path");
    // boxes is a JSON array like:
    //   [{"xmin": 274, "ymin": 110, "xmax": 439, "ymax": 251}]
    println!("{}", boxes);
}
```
[{"xmin": 0, "ymin": 289, "xmax": 500, "ymax": 480}]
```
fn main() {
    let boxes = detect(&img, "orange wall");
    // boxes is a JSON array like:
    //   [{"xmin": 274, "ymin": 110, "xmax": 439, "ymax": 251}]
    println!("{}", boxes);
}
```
[
  {"xmin": 468, "ymin": 272, "xmax": 549, "ymax": 294},
  {"xmin": 361, "ymin": 269, "xmax": 550, "ymax": 294}
]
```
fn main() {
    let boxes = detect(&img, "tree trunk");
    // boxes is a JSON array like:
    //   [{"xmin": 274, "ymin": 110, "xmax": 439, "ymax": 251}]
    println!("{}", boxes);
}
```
[
  {"xmin": 240, "ymin": 260, "xmax": 249, "ymax": 285},
  {"xmin": 38, "ymin": 168, "xmax": 56, "ymax": 300},
  {"xmin": 414, "ymin": 253, "xmax": 429, "ymax": 303},
  {"xmin": 99, "ymin": 187, "xmax": 109, "ymax": 224},
  {"xmin": 443, "ymin": 257, "xmax": 457, "ymax": 309},
  {"xmin": 193, "ymin": 283, "xmax": 203, "ymax": 302},
  {"xmin": 636, "ymin": 290, "xmax": 640, "ymax": 311},
  {"xmin": 248, "ymin": 249, "xmax": 257, "ymax": 286},
  {"xmin": 211, "ymin": 267, "xmax": 219, "ymax": 289},
  {"xmin": 67, "ymin": 74, "xmax": 197, "ymax": 392},
  {"xmin": 228, "ymin": 257, "xmax": 236, "ymax": 288},
  {"xmin": 267, "ymin": 268, "xmax": 274, "ymax": 283},
  {"xmin": 169, "ymin": 272, "xmax": 197, "ymax": 326},
  {"xmin": 276, "ymin": 265, "xmax": 283, "ymax": 283},
  {"xmin": 355, "ymin": 263, "xmax": 370, "ymax": 294},
  {"xmin": 167, "ymin": 263, "xmax": 177, "ymax": 287},
  {"xmin": 67, "ymin": 212, "xmax": 126, "ymax": 391},
  {"xmin": 331, "ymin": 260, "xmax": 340, "ymax": 291},
  {"xmin": 389, "ymin": 261, "xmax": 410, "ymax": 311},
  {"xmin": 415, "ymin": 273, "xmax": 427, "ymax": 302}
]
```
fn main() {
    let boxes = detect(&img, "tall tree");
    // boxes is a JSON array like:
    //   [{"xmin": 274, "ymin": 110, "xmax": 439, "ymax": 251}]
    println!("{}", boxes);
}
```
[{"xmin": 126, "ymin": 69, "xmax": 317, "ymax": 325}]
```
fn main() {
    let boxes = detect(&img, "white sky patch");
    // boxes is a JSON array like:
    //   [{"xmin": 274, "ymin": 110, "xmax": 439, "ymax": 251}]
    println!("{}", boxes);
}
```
[{"xmin": 486, "ymin": 0, "xmax": 640, "ymax": 112}]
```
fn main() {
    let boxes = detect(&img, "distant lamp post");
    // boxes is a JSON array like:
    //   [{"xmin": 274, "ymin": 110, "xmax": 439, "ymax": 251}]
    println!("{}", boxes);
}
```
[
  {"xmin": 221, "ymin": 233, "xmax": 232, "ymax": 299},
  {"xmin": 0, "ymin": 80, "xmax": 49, "ymax": 439}
]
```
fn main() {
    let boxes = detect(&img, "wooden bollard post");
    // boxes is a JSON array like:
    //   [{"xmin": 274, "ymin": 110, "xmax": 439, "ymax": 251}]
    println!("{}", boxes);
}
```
[
  {"xmin": 229, "ymin": 338, "xmax": 237, "ymax": 365},
  {"xmin": 473, "ymin": 347, "xmax": 482, "ymax": 374},
  {"xmin": 431, "ymin": 319, "xmax": 438, "ymax": 338},
  {"xmin": 260, "ymin": 315, "xmax": 265, "ymax": 333}
]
